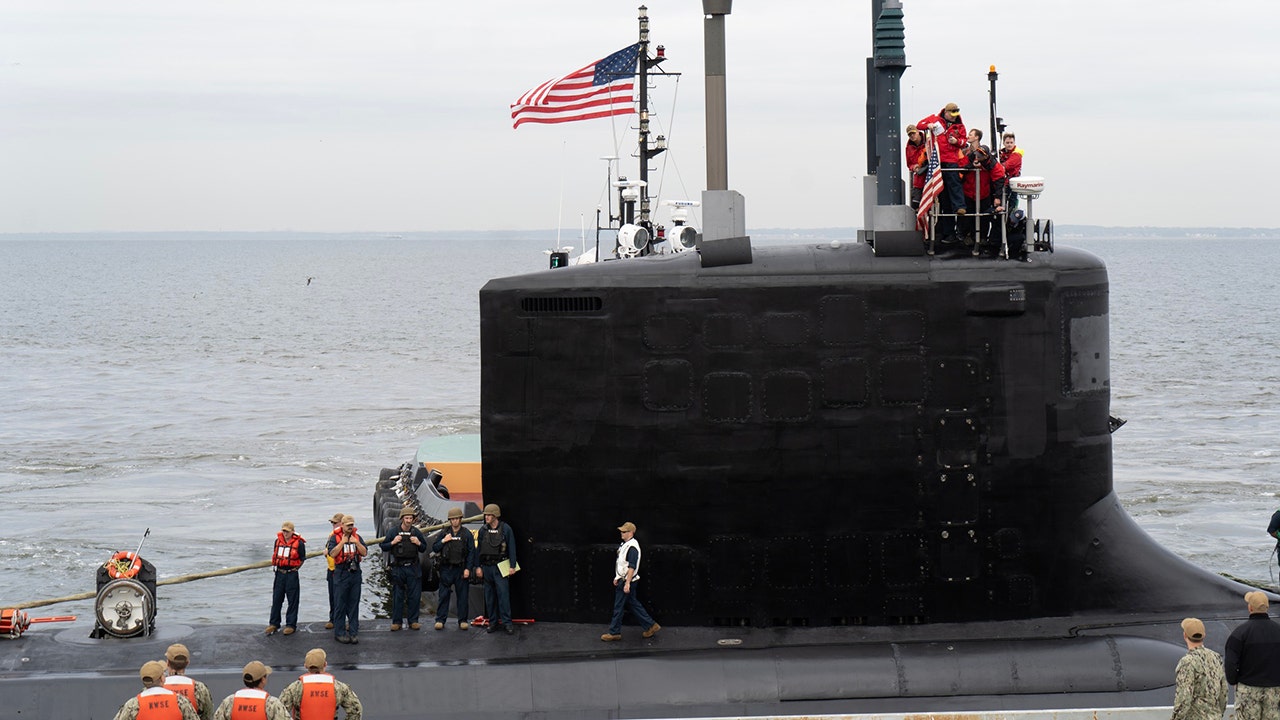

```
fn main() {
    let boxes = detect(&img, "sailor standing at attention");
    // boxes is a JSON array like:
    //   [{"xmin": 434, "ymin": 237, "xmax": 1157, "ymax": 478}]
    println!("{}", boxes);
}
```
[
  {"xmin": 327, "ymin": 515, "xmax": 367, "ymax": 644},
  {"xmin": 432, "ymin": 506, "xmax": 476, "ymax": 630},
  {"xmin": 112, "ymin": 661, "xmax": 199, "ymax": 720},
  {"xmin": 212, "ymin": 662, "xmax": 288, "ymax": 720},
  {"xmin": 326, "ymin": 512, "xmax": 344, "ymax": 630},
  {"xmin": 475, "ymin": 503, "xmax": 518, "ymax": 635},
  {"xmin": 1224, "ymin": 591, "xmax": 1280, "ymax": 720},
  {"xmin": 378, "ymin": 506, "xmax": 427, "ymax": 631},
  {"xmin": 600, "ymin": 521, "xmax": 660, "ymax": 642},
  {"xmin": 162, "ymin": 643, "xmax": 213, "ymax": 720},
  {"xmin": 278, "ymin": 648, "xmax": 363, "ymax": 720},
  {"xmin": 1171, "ymin": 618, "xmax": 1228, "ymax": 720},
  {"xmin": 266, "ymin": 521, "xmax": 305, "ymax": 636}
]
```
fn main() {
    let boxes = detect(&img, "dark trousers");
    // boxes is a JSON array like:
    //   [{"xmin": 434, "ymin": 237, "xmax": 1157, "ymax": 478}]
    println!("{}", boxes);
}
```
[
  {"xmin": 608, "ymin": 581, "xmax": 656, "ymax": 635},
  {"xmin": 332, "ymin": 568, "xmax": 362, "ymax": 637},
  {"xmin": 940, "ymin": 163, "xmax": 964, "ymax": 213},
  {"xmin": 436, "ymin": 565, "xmax": 470, "ymax": 624},
  {"xmin": 269, "ymin": 570, "xmax": 299, "ymax": 628},
  {"xmin": 327, "ymin": 568, "xmax": 336, "ymax": 623},
  {"xmin": 388, "ymin": 564, "xmax": 422, "ymax": 624},
  {"xmin": 481, "ymin": 564, "xmax": 512, "ymax": 626}
]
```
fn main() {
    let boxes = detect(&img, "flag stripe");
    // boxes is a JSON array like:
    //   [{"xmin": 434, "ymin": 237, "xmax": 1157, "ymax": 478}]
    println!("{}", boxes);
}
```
[
  {"xmin": 916, "ymin": 135, "xmax": 943, "ymax": 233},
  {"xmin": 511, "ymin": 44, "xmax": 640, "ymax": 128}
]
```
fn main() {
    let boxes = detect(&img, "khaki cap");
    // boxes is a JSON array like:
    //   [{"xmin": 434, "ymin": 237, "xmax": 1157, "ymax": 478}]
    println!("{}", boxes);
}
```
[
  {"xmin": 242, "ymin": 661, "xmax": 272, "ymax": 683},
  {"xmin": 329, "ymin": 512, "xmax": 344, "ymax": 523},
  {"xmin": 1181, "ymin": 617, "xmax": 1205, "ymax": 641},
  {"xmin": 281, "ymin": 521, "xmax": 295, "ymax": 532},
  {"xmin": 341, "ymin": 515, "xmax": 355, "ymax": 526},
  {"xmin": 304, "ymin": 648, "xmax": 327, "ymax": 672},
  {"xmin": 140, "ymin": 660, "xmax": 166, "ymax": 684},
  {"xmin": 165, "ymin": 643, "xmax": 189, "ymax": 662},
  {"xmin": 618, "ymin": 521, "xmax": 636, "ymax": 533},
  {"xmin": 944, "ymin": 102, "xmax": 960, "ymax": 112}
]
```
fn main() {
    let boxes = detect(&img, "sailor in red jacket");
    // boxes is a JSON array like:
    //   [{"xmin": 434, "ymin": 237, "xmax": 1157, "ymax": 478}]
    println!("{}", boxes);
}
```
[
  {"xmin": 266, "ymin": 521, "xmax": 305, "ymax": 636},
  {"xmin": 916, "ymin": 102, "xmax": 967, "ymax": 237},
  {"xmin": 960, "ymin": 145, "xmax": 1007, "ymax": 247},
  {"xmin": 1000, "ymin": 132, "xmax": 1024, "ymax": 209},
  {"xmin": 904, "ymin": 125, "xmax": 927, "ymax": 209}
]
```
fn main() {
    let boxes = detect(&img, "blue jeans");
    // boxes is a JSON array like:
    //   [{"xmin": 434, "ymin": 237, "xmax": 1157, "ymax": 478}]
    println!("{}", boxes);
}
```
[
  {"xmin": 269, "ymin": 570, "xmax": 299, "ymax": 628},
  {"xmin": 332, "ymin": 567, "xmax": 362, "ymax": 637},
  {"xmin": 481, "ymin": 564, "xmax": 511, "ymax": 626},
  {"xmin": 436, "ymin": 565, "xmax": 470, "ymax": 625},
  {"xmin": 608, "ymin": 581, "xmax": 656, "ymax": 634},
  {"xmin": 388, "ymin": 564, "xmax": 422, "ymax": 624}
]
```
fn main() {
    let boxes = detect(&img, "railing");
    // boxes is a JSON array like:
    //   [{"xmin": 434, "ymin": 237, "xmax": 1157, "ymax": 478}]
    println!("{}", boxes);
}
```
[{"xmin": 918, "ymin": 165, "xmax": 1051, "ymax": 260}]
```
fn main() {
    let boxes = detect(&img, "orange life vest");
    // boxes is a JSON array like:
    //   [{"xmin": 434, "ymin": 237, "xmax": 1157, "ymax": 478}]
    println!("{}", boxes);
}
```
[
  {"xmin": 228, "ymin": 688, "xmax": 269, "ymax": 720},
  {"xmin": 135, "ymin": 687, "xmax": 183, "ymax": 720},
  {"xmin": 272, "ymin": 533, "xmax": 304, "ymax": 570},
  {"xmin": 162, "ymin": 675, "xmax": 200, "ymax": 715},
  {"xmin": 331, "ymin": 528, "xmax": 363, "ymax": 566},
  {"xmin": 298, "ymin": 673, "xmax": 338, "ymax": 720}
]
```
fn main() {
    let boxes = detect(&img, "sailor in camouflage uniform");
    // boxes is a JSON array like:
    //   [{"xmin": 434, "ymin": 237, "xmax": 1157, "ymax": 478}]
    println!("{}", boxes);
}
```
[
  {"xmin": 1225, "ymin": 592, "xmax": 1280, "ymax": 720},
  {"xmin": 1172, "ymin": 617, "xmax": 1228, "ymax": 720}
]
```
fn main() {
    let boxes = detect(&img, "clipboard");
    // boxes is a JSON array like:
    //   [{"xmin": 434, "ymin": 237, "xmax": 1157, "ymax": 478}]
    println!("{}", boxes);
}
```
[{"xmin": 498, "ymin": 559, "xmax": 520, "ymax": 577}]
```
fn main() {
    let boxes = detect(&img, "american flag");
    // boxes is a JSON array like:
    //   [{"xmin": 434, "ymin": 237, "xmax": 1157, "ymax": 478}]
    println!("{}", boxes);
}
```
[
  {"xmin": 915, "ymin": 134, "xmax": 943, "ymax": 233},
  {"xmin": 510, "ymin": 44, "xmax": 641, "ymax": 129}
]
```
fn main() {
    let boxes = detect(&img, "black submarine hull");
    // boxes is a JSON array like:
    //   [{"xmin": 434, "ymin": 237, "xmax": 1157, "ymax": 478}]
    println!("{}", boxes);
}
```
[
  {"xmin": 0, "ymin": 612, "xmax": 1251, "ymax": 719},
  {"xmin": 479, "ymin": 244, "xmax": 1248, "ymax": 628}
]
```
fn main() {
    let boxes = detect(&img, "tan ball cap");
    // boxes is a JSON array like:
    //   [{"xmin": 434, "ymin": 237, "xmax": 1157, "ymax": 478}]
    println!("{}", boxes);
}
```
[
  {"xmin": 304, "ymin": 648, "xmax": 327, "ymax": 672},
  {"xmin": 242, "ymin": 661, "xmax": 272, "ymax": 683},
  {"xmin": 139, "ymin": 660, "xmax": 166, "ymax": 684}
]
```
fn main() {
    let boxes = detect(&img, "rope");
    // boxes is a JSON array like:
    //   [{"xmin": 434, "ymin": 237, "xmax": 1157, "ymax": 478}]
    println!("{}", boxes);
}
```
[{"xmin": 8, "ymin": 514, "xmax": 486, "ymax": 611}]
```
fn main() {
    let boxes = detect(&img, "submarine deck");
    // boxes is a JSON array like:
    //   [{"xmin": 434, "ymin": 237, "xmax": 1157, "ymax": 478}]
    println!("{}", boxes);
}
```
[{"xmin": 0, "ymin": 610, "xmax": 1248, "ymax": 719}]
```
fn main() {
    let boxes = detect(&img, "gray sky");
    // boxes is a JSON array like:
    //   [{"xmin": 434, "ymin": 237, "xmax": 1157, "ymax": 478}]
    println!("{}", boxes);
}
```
[{"xmin": 1, "ymin": 1, "xmax": 1275, "ymax": 233}]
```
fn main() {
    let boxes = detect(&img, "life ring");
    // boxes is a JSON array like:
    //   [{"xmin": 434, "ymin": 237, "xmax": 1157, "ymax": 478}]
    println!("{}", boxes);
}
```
[{"xmin": 106, "ymin": 551, "xmax": 142, "ymax": 579}]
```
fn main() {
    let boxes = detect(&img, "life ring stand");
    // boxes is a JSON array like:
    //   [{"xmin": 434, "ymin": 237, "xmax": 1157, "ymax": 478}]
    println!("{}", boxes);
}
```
[{"xmin": 106, "ymin": 551, "xmax": 143, "ymax": 579}]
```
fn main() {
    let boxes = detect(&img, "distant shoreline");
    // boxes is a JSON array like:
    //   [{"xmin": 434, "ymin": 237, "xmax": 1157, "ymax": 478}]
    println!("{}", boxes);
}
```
[{"xmin": 2, "ymin": 226, "xmax": 1278, "ymax": 241}]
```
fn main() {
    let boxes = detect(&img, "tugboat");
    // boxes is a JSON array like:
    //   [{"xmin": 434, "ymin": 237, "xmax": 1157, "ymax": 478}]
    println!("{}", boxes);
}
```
[{"xmin": 1, "ymin": 4, "xmax": 1263, "ymax": 720}]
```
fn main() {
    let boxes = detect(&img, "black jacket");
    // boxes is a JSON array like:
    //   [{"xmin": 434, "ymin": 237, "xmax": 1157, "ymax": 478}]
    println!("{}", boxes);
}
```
[{"xmin": 1225, "ymin": 613, "xmax": 1280, "ymax": 686}]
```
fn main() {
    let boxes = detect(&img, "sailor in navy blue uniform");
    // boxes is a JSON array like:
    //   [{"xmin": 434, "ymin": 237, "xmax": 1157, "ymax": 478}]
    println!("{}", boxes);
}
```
[
  {"xmin": 600, "ymin": 521, "xmax": 660, "ymax": 641},
  {"xmin": 475, "ymin": 503, "xmax": 518, "ymax": 635},
  {"xmin": 378, "ymin": 506, "xmax": 427, "ymax": 631}
]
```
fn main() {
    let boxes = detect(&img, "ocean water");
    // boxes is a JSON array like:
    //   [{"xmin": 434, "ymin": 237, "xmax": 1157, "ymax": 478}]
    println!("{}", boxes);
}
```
[{"xmin": 1, "ymin": 233, "xmax": 1277, "ymax": 630}]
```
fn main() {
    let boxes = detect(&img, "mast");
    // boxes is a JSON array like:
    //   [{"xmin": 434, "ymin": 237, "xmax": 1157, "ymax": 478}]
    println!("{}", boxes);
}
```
[
  {"xmin": 636, "ymin": 6, "xmax": 665, "ymax": 244},
  {"xmin": 988, "ymin": 65, "xmax": 999, "ymax": 153}
]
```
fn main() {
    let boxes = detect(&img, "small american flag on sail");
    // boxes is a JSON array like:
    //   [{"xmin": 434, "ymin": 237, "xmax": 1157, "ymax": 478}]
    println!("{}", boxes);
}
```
[
  {"xmin": 915, "ymin": 134, "xmax": 943, "ymax": 233},
  {"xmin": 510, "ymin": 44, "xmax": 641, "ymax": 129}
]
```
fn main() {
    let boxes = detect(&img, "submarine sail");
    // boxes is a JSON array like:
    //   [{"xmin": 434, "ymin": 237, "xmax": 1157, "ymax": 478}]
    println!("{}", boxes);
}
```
[{"xmin": 477, "ymin": 0, "xmax": 1246, "ymax": 628}]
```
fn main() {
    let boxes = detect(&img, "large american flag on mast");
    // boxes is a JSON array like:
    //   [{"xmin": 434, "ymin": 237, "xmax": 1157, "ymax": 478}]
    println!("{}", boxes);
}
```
[
  {"xmin": 915, "ymin": 134, "xmax": 943, "ymax": 233},
  {"xmin": 510, "ymin": 44, "xmax": 641, "ymax": 129}
]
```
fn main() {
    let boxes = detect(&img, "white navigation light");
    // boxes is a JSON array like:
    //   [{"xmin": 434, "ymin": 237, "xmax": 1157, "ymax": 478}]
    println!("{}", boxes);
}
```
[
  {"xmin": 665, "ymin": 199, "xmax": 700, "ymax": 252},
  {"xmin": 1009, "ymin": 176, "xmax": 1045, "ymax": 198},
  {"xmin": 674, "ymin": 225, "xmax": 698, "ymax": 252},
  {"xmin": 617, "ymin": 224, "xmax": 650, "ymax": 257}
]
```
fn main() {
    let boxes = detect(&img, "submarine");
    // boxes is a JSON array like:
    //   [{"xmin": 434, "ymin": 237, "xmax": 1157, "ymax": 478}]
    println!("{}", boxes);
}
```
[{"xmin": 0, "ymin": 3, "xmax": 1263, "ymax": 719}]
